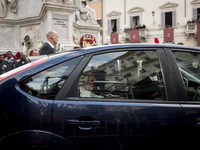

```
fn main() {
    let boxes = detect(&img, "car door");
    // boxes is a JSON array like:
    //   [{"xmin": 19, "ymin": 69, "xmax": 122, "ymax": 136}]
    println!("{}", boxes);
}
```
[
  {"xmin": 53, "ymin": 48, "xmax": 185, "ymax": 150},
  {"xmin": 168, "ymin": 49, "xmax": 200, "ymax": 146}
]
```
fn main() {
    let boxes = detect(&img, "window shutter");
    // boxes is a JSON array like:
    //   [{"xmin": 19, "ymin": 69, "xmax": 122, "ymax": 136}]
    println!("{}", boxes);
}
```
[
  {"xmin": 161, "ymin": 12, "xmax": 165, "ymax": 29},
  {"xmin": 107, "ymin": 20, "xmax": 111, "ymax": 34},
  {"xmin": 130, "ymin": 16, "xmax": 133, "ymax": 28},
  {"xmin": 117, "ymin": 18, "xmax": 120, "ymax": 33},
  {"xmin": 138, "ymin": 15, "xmax": 141, "ymax": 25},
  {"xmin": 193, "ymin": 8, "xmax": 197, "ymax": 20},
  {"xmin": 172, "ymin": 11, "xmax": 176, "ymax": 28}
]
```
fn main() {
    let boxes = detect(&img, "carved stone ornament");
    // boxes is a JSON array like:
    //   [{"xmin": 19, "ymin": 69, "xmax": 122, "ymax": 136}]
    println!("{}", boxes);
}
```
[
  {"xmin": 0, "ymin": 0, "xmax": 18, "ymax": 18},
  {"xmin": 159, "ymin": 2, "xmax": 178, "ymax": 10},
  {"xmin": 128, "ymin": 7, "xmax": 144, "ymax": 15},
  {"xmin": 42, "ymin": 0, "xmax": 64, "ymax": 3},
  {"xmin": 76, "ymin": 0, "xmax": 98, "ymax": 25},
  {"xmin": 42, "ymin": 0, "xmax": 75, "ymax": 4},
  {"xmin": 106, "ymin": 11, "xmax": 121, "ymax": 18},
  {"xmin": 191, "ymin": 0, "xmax": 200, "ymax": 7}
]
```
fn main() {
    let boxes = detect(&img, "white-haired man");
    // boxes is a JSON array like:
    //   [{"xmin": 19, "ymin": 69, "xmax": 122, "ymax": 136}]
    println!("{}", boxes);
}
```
[{"xmin": 39, "ymin": 30, "xmax": 59, "ymax": 55}]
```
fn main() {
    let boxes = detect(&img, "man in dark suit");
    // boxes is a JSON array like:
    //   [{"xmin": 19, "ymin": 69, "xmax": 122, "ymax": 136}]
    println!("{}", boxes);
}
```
[
  {"xmin": 0, "ymin": 54, "xmax": 4, "ymax": 75},
  {"xmin": 2, "ymin": 51, "xmax": 17, "ymax": 73},
  {"xmin": 16, "ymin": 53, "xmax": 29, "ymax": 67},
  {"xmin": 39, "ymin": 30, "xmax": 59, "ymax": 55}
]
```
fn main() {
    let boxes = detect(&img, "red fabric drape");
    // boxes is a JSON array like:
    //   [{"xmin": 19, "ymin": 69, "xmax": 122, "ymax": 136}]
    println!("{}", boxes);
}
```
[
  {"xmin": 130, "ymin": 30, "xmax": 139, "ymax": 43},
  {"xmin": 15, "ymin": 52, "xmax": 21, "ymax": 60},
  {"xmin": 110, "ymin": 33, "xmax": 118, "ymax": 44},
  {"xmin": 164, "ymin": 28, "xmax": 174, "ymax": 42},
  {"xmin": 197, "ymin": 23, "xmax": 200, "ymax": 45}
]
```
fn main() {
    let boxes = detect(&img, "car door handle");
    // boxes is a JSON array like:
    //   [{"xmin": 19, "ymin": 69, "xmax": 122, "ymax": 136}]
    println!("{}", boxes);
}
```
[{"xmin": 66, "ymin": 119, "xmax": 100, "ymax": 127}]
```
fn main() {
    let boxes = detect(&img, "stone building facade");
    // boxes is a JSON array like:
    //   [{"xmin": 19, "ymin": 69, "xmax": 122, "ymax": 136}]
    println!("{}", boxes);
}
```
[
  {"xmin": 101, "ymin": 0, "xmax": 200, "ymax": 46},
  {"xmin": 0, "ymin": 0, "xmax": 78, "ymax": 54},
  {"xmin": 1, "ymin": 0, "xmax": 200, "ymax": 55},
  {"xmin": 0, "ymin": 0, "xmax": 101, "ymax": 54}
]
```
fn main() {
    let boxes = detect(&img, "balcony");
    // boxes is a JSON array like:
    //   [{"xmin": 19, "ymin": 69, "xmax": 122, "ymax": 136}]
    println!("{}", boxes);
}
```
[
  {"xmin": 124, "ymin": 29, "xmax": 148, "ymax": 42},
  {"xmin": 139, "ymin": 29, "xmax": 148, "ymax": 39},
  {"xmin": 185, "ymin": 23, "xmax": 197, "ymax": 38}
]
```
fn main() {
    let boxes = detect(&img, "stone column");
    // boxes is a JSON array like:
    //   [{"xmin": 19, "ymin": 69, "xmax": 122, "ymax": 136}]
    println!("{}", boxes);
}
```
[{"xmin": 42, "ymin": 1, "xmax": 77, "ymax": 50}]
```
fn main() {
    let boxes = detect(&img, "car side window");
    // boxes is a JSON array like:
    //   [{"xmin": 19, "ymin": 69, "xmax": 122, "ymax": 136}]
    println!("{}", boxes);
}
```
[
  {"xmin": 20, "ymin": 57, "xmax": 82, "ymax": 99},
  {"xmin": 78, "ymin": 51, "xmax": 166, "ymax": 100},
  {"xmin": 173, "ymin": 51, "xmax": 200, "ymax": 101}
]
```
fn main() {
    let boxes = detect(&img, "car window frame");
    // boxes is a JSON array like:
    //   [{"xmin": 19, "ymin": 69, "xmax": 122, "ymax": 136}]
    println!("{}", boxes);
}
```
[
  {"xmin": 167, "ymin": 48, "xmax": 200, "ymax": 102},
  {"xmin": 18, "ymin": 56, "xmax": 83, "ymax": 100},
  {"xmin": 55, "ymin": 48, "xmax": 178, "ymax": 102}
]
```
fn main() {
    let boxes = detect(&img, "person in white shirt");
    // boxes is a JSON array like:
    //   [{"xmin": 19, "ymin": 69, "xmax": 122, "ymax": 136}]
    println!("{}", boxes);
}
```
[
  {"xmin": 39, "ymin": 30, "xmax": 59, "ymax": 55},
  {"xmin": 79, "ymin": 73, "xmax": 120, "ymax": 98}
]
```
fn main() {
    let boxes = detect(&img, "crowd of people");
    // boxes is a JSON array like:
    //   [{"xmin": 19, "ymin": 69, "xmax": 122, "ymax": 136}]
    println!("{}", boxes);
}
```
[
  {"xmin": 132, "ymin": 24, "xmax": 146, "ymax": 30},
  {"xmin": 187, "ymin": 19, "xmax": 198, "ymax": 24},
  {"xmin": 0, "ymin": 30, "xmax": 58, "ymax": 75},
  {"xmin": 0, "ymin": 49, "xmax": 39, "ymax": 75},
  {"xmin": 124, "ymin": 24, "xmax": 146, "ymax": 31}
]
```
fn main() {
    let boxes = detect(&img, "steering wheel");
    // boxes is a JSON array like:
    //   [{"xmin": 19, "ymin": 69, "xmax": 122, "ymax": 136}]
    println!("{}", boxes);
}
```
[{"xmin": 193, "ymin": 86, "xmax": 200, "ymax": 101}]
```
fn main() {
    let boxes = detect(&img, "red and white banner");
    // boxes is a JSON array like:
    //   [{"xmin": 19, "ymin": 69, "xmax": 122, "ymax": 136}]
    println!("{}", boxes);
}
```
[
  {"xmin": 110, "ymin": 33, "xmax": 118, "ymax": 44},
  {"xmin": 164, "ymin": 28, "xmax": 174, "ymax": 42},
  {"xmin": 81, "ymin": 34, "xmax": 96, "ymax": 47},
  {"xmin": 197, "ymin": 23, "xmax": 200, "ymax": 45},
  {"xmin": 130, "ymin": 30, "xmax": 139, "ymax": 43}
]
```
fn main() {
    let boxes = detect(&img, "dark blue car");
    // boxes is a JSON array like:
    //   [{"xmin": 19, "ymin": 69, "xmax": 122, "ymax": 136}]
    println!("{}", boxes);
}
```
[{"xmin": 0, "ymin": 44, "xmax": 200, "ymax": 149}]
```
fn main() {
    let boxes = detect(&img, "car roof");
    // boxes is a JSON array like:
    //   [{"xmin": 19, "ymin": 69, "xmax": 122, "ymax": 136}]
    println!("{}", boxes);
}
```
[
  {"xmin": 29, "ymin": 44, "xmax": 200, "ymax": 63},
  {"xmin": 28, "ymin": 55, "xmax": 48, "ymax": 62},
  {"xmin": 82, "ymin": 43, "xmax": 200, "ymax": 51},
  {"xmin": 51, "ymin": 43, "xmax": 200, "ymax": 58}
]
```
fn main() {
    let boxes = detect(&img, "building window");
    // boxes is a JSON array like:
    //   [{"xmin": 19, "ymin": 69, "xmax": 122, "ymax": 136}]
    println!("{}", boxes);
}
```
[
  {"xmin": 107, "ymin": 11, "xmax": 121, "ymax": 35},
  {"xmin": 159, "ymin": 2, "xmax": 178, "ymax": 29},
  {"xmin": 161, "ymin": 11, "xmax": 176, "ymax": 28},
  {"xmin": 193, "ymin": 8, "xmax": 200, "ymax": 21},
  {"xmin": 111, "ymin": 19, "xmax": 117, "ymax": 33},
  {"xmin": 128, "ymin": 7, "xmax": 144, "ymax": 29},
  {"xmin": 198, "ymin": 8, "xmax": 200, "ymax": 21},
  {"xmin": 107, "ymin": 19, "xmax": 120, "ymax": 34},
  {"xmin": 130, "ymin": 16, "xmax": 140, "ymax": 28},
  {"xmin": 165, "ymin": 12, "xmax": 172, "ymax": 28},
  {"xmin": 97, "ymin": 19, "xmax": 102, "ymax": 27}
]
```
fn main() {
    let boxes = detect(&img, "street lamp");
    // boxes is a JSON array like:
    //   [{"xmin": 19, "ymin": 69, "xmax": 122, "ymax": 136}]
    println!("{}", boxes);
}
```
[
  {"xmin": 152, "ymin": 11, "xmax": 155, "ymax": 25},
  {"xmin": 152, "ymin": 11, "xmax": 155, "ymax": 17}
]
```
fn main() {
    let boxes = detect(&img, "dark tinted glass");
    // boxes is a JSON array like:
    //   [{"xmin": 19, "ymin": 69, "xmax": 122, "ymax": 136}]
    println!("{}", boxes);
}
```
[
  {"xmin": 20, "ymin": 57, "xmax": 82, "ymax": 99},
  {"xmin": 78, "ymin": 51, "xmax": 166, "ymax": 100}
]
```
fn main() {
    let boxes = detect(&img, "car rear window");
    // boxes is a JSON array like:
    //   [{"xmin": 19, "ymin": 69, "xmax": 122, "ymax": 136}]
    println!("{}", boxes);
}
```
[{"xmin": 19, "ymin": 56, "xmax": 82, "ymax": 100}]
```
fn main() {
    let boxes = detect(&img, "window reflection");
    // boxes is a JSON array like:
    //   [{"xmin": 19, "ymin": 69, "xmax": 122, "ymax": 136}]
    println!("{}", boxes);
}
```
[{"xmin": 79, "ymin": 51, "xmax": 166, "ymax": 100}]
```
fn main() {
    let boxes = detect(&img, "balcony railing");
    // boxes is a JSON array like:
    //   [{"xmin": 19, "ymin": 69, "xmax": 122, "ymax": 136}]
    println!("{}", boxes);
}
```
[
  {"xmin": 185, "ymin": 23, "xmax": 197, "ymax": 37},
  {"xmin": 124, "ymin": 29, "xmax": 148, "ymax": 41},
  {"xmin": 139, "ymin": 29, "xmax": 148, "ymax": 39},
  {"xmin": 124, "ymin": 30, "xmax": 131, "ymax": 40}
]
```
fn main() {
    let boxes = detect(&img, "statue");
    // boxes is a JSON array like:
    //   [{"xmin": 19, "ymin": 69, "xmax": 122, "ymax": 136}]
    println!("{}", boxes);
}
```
[
  {"xmin": 0, "ymin": 0, "xmax": 17, "ymax": 18},
  {"xmin": 0, "ymin": 0, "xmax": 6, "ymax": 18},
  {"xmin": 42, "ymin": 0, "xmax": 72, "ymax": 3},
  {"xmin": 76, "ymin": 0, "xmax": 98, "ymax": 25}
]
